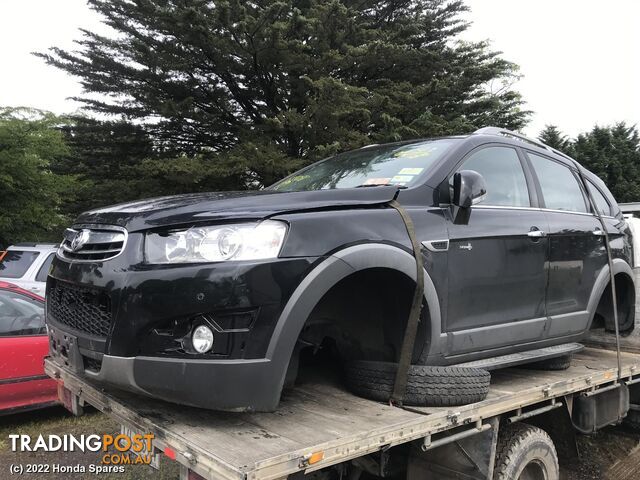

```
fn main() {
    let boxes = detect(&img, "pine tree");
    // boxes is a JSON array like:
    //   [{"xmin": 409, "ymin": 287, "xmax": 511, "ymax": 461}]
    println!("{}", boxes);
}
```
[
  {"xmin": 538, "ymin": 125, "xmax": 570, "ymax": 153},
  {"xmin": 571, "ymin": 123, "xmax": 640, "ymax": 203},
  {"xmin": 37, "ymin": 0, "xmax": 530, "ymax": 189},
  {"xmin": 54, "ymin": 117, "xmax": 155, "ymax": 215}
]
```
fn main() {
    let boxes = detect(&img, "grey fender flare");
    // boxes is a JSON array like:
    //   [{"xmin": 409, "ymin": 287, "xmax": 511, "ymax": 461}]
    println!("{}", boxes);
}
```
[
  {"xmin": 266, "ymin": 244, "xmax": 442, "ymax": 390},
  {"xmin": 586, "ymin": 258, "xmax": 635, "ymax": 329}
]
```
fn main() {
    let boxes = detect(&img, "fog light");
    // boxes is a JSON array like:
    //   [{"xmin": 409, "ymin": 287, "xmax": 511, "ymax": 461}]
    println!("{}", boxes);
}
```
[{"xmin": 192, "ymin": 325, "xmax": 214, "ymax": 353}]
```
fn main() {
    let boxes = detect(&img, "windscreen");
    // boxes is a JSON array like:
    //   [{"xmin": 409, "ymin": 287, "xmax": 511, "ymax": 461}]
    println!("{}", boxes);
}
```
[
  {"xmin": 0, "ymin": 251, "xmax": 40, "ymax": 279},
  {"xmin": 269, "ymin": 139, "xmax": 458, "ymax": 192}
]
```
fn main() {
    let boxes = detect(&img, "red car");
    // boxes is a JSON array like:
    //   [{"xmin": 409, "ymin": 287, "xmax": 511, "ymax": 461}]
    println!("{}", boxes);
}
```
[{"xmin": 0, "ymin": 281, "xmax": 57, "ymax": 414}]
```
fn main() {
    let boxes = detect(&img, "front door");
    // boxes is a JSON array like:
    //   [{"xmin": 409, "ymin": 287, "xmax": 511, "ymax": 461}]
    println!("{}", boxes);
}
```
[{"xmin": 445, "ymin": 145, "xmax": 550, "ymax": 355}]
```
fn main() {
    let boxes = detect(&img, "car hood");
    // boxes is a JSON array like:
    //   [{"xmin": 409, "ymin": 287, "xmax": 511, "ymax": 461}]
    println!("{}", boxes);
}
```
[{"xmin": 75, "ymin": 187, "xmax": 401, "ymax": 231}]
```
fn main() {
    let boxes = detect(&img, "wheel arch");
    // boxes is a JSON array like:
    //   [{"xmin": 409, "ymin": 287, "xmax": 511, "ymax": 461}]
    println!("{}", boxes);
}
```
[
  {"xmin": 266, "ymin": 244, "xmax": 442, "ymax": 388},
  {"xmin": 586, "ymin": 258, "xmax": 636, "ymax": 331}
]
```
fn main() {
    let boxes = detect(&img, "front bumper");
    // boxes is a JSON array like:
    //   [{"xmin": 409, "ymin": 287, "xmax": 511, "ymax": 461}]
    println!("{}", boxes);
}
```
[{"xmin": 48, "ymin": 322, "xmax": 285, "ymax": 412}]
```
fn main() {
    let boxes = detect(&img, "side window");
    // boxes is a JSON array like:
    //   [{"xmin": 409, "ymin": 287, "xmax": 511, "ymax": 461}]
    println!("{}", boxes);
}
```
[
  {"xmin": 35, "ymin": 253, "xmax": 55, "ymax": 282},
  {"xmin": 458, "ymin": 146, "xmax": 530, "ymax": 207},
  {"xmin": 0, "ymin": 251, "xmax": 40, "ymax": 279},
  {"xmin": 586, "ymin": 181, "xmax": 612, "ymax": 216},
  {"xmin": 528, "ymin": 153, "xmax": 587, "ymax": 213},
  {"xmin": 0, "ymin": 291, "xmax": 45, "ymax": 336}
]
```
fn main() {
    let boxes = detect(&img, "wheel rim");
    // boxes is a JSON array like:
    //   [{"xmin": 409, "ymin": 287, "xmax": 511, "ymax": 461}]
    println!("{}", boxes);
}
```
[{"xmin": 519, "ymin": 459, "xmax": 548, "ymax": 480}]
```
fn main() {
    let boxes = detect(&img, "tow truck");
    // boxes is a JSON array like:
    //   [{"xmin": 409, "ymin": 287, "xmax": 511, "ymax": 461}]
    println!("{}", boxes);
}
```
[{"xmin": 45, "ymin": 334, "xmax": 640, "ymax": 480}]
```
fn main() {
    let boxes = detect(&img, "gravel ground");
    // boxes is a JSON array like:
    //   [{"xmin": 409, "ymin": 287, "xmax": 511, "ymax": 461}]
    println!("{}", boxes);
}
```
[
  {"xmin": 561, "ymin": 424, "xmax": 640, "ymax": 480},
  {"xmin": 2, "ymin": 406, "xmax": 639, "ymax": 479}
]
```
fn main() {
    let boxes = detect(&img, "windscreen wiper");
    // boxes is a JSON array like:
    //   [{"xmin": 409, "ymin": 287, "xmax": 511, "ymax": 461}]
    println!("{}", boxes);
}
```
[{"xmin": 355, "ymin": 184, "xmax": 407, "ymax": 189}]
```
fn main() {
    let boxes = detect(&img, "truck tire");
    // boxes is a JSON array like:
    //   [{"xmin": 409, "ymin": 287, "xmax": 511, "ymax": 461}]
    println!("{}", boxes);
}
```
[
  {"xmin": 523, "ymin": 354, "xmax": 572, "ymax": 371},
  {"xmin": 344, "ymin": 360, "xmax": 490, "ymax": 407},
  {"xmin": 623, "ymin": 407, "xmax": 640, "ymax": 430},
  {"xmin": 493, "ymin": 423, "xmax": 559, "ymax": 480}
]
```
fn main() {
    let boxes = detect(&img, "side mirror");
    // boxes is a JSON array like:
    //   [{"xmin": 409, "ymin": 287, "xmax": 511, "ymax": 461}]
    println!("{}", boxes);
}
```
[{"xmin": 452, "ymin": 170, "xmax": 487, "ymax": 208}]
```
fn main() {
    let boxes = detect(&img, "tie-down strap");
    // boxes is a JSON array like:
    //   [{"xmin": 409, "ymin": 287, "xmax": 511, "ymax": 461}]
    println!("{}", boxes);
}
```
[{"xmin": 387, "ymin": 199, "xmax": 425, "ymax": 406}]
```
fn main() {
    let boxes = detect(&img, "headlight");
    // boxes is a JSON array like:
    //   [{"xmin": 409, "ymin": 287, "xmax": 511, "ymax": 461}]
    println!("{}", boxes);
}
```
[{"xmin": 145, "ymin": 220, "xmax": 288, "ymax": 264}]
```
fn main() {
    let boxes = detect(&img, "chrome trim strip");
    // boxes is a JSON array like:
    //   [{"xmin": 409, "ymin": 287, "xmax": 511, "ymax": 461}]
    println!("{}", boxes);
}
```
[
  {"xmin": 61, "ymin": 245, "xmax": 122, "ymax": 255},
  {"xmin": 473, "ymin": 204, "xmax": 616, "ymax": 219},
  {"xmin": 474, "ymin": 205, "xmax": 536, "ymax": 211},
  {"xmin": 542, "ymin": 208, "xmax": 595, "ymax": 217},
  {"xmin": 63, "ymin": 228, "xmax": 77, "ymax": 242},
  {"xmin": 63, "ymin": 228, "xmax": 125, "ymax": 244}
]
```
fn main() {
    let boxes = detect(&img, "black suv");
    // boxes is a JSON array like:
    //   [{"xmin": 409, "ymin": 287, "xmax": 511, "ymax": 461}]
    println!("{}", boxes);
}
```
[{"xmin": 46, "ymin": 127, "xmax": 635, "ymax": 412}]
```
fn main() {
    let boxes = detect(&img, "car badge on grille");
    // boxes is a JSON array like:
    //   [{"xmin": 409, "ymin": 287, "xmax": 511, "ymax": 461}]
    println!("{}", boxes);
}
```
[{"xmin": 70, "ymin": 229, "xmax": 91, "ymax": 252}]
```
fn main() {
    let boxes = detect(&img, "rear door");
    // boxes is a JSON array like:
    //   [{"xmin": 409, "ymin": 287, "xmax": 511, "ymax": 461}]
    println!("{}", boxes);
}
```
[
  {"xmin": 19, "ymin": 252, "xmax": 55, "ymax": 296},
  {"xmin": 445, "ymin": 145, "xmax": 550, "ymax": 355},
  {"xmin": 525, "ymin": 151, "xmax": 608, "ymax": 337}
]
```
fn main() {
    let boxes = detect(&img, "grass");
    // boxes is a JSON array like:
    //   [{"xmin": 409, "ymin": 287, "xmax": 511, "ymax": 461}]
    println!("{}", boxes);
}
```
[{"xmin": 0, "ymin": 406, "xmax": 180, "ymax": 479}]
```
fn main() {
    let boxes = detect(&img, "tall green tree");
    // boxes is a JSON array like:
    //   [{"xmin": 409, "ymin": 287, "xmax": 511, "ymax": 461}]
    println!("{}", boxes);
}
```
[
  {"xmin": 571, "ymin": 123, "xmax": 640, "ymax": 203},
  {"xmin": 38, "ymin": 0, "xmax": 530, "ymax": 189},
  {"xmin": 55, "ymin": 117, "xmax": 155, "ymax": 216},
  {"xmin": 538, "ymin": 124, "xmax": 571, "ymax": 153},
  {"xmin": 0, "ymin": 108, "xmax": 76, "ymax": 246},
  {"xmin": 54, "ymin": 117, "xmax": 301, "ymax": 215}
]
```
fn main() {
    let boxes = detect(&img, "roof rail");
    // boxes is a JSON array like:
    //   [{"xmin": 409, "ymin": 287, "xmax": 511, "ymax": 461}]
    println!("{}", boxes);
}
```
[
  {"xmin": 473, "ymin": 126, "xmax": 553, "ymax": 152},
  {"xmin": 473, "ymin": 126, "xmax": 583, "ymax": 172}
]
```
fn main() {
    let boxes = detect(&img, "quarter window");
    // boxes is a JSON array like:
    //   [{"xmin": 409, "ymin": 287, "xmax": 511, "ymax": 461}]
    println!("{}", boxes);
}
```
[
  {"xmin": 528, "ymin": 153, "xmax": 587, "ymax": 213},
  {"xmin": 458, "ymin": 146, "xmax": 530, "ymax": 207},
  {"xmin": 35, "ymin": 253, "xmax": 55, "ymax": 282},
  {"xmin": 586, "ymin": 181, "xmax": 612, "ymax": 216}
]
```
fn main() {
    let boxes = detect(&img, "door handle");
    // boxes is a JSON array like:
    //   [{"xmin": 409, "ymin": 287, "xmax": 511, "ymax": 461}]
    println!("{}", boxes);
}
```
[
  {"xmin": 593, "ymin": 228, "xmax": 605, "ymax": 236},
  {"xmin": 527, "ymin": 229, "xmax": 546, "ymax": 238}
]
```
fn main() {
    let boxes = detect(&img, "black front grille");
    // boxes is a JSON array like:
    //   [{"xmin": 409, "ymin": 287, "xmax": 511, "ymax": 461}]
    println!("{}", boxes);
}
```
[{"xmin": 47, "ymin": 280, "xmax": 112, "ymax": 338}]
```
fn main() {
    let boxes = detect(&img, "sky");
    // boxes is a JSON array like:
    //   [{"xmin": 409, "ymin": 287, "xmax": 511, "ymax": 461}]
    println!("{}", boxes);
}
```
[
  {"xmin": 462, "ymin": 0, "xmax": 640, "ymax": 137},
  {"xmin": 0, "ymin": 0, "xmax": 638, "ymax": 138}
]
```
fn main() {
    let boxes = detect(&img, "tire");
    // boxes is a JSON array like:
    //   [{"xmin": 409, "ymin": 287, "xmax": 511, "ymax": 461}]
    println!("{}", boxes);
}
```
[
  {"xmin": 623, "ymin": 407, "xmax": 640, "ymax": 430},
  {"xmin": 344, "ymin": 360, "xmax": 490, "ymax": 407},
  {"xmin": 493, "ymin": 423, "xmax": 559, "ymax": 480},
  {"xmin": 523, "ymin": 354, "xmax": 572, "ymax": 371}
]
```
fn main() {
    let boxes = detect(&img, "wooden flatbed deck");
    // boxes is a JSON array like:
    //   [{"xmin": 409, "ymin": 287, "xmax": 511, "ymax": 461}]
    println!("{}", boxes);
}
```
[{"xmin": 44, "ymin": 347, "xmax": 640, "ymax": 480}]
